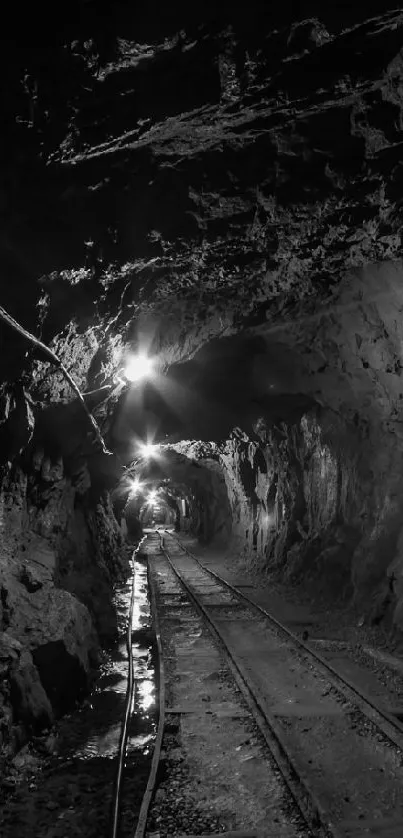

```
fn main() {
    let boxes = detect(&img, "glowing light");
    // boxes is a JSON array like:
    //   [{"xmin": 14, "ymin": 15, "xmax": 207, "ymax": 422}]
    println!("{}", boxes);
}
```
[
  {"xmin": 130, "ymin": 478, "xmax": 142, "ymax": 495},
  {"xmin": 124, "ymin": 353, "xmax": 154, "ymax": 383},
  {"xmin": 138, "ymin": 442, "xmax": 159, "ymax": 458},
  {"xmin": 148, "ymin": 490, "xmax": 158, "ymax": 503}
]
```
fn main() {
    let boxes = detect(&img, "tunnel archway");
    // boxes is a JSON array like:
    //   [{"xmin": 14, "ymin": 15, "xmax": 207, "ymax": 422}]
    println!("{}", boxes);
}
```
[
  {"xmin": 138, "ymin": 494, "xmax": 176, "ymax": 528},
  {"xmin": 118, "ymin": 445, "xmax": 233, "ymax": 546},
  {"xmin": 4, "ymin": 4, "xmax": 403, "ymax": 772}
]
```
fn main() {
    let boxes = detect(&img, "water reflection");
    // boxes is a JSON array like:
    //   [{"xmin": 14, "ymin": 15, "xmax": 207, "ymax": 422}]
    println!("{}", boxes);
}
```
[
  {"xmin": 126, "ymin": 558, "xmax": 157, "ymax": 749},
  {"xmin": 137, "ymin": 679, "xmax": 155, "ymax": 712},
  {"xmin": 63, "ymin": 554, "xmax": 157, "ymax": 762}
]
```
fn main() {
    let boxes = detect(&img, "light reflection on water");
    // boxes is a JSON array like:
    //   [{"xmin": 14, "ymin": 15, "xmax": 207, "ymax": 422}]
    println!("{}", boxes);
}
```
[
  {"xmin": 137, "ymin": 679, "xmax": 155, "ymax": 712},
  {"xmin": 69, "ymin": 556, "xmax": 157, "ymax": 760}
]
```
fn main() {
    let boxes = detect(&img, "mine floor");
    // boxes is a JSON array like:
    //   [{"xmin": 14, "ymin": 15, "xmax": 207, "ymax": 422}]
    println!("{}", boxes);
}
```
[
  {"xmin": 2, "ymin": 532, "xmax": 403, "ymax": 838},
  {"xmin": 179, "ymin": 534, "xmax": 403, "ymax": 718},
  {"xmin": 149, "ymin": 531, "xmax": 403, "ymax": 838}
]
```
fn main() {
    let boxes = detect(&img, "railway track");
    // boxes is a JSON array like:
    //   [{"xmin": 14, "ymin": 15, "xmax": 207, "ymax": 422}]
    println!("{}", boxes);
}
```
[
  {"xmin": 152, "ymin": 530, "xmax": 403, "ymax": 838},
  {"xmin": 110, "ymin": 534, "xmax": 161, "ymax": 838},
  {"xmin": 112, "ymin": 530, "xmax": 403, "ymax": 838}
]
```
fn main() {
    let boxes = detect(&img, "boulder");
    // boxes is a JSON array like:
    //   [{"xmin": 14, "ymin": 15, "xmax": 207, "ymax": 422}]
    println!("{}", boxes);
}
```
[
  {"xmin": 10, "ymin": 648, "xmax": 53, "ymax": 730},
  {"xmin": 0, "ymin": 632, "xmax": 53, "ymax": 737},
  {"xmin": 2, "ymin": 566, "xmax": 98, "ymax": 715}
]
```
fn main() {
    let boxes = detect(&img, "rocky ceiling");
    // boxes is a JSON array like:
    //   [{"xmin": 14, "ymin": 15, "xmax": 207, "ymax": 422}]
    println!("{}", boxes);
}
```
[
  {"xmin": 1, "ymin": 3, "xmax": 403, "ymax": 380},
  {"xmin": 1, "ymin": 1, "xmax": 403, "ymax": 469}
]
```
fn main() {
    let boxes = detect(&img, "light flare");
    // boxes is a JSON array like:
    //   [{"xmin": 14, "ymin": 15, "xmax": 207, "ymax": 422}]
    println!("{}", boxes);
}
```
[
  {"xmin": 124, "ymin": 353, "xmax": 154, "ymax": 383},
  {"xmin": 138, "ymin": 441, "xmax": 159, "ymax": 458},
  {"xmin": 130, "ymin": 478, "xmax": 143, "ymax": 495}
]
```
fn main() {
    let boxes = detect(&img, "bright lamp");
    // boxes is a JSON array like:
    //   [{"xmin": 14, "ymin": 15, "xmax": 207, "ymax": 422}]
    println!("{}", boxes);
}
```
[{"xmin": 124, "ymin": 353, "xmax": 154, "ymax": 383}]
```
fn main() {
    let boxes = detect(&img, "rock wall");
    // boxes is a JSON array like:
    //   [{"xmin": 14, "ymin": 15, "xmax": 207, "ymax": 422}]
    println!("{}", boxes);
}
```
[
  {"xmin": 0, "ymin": 390, "xmax": 127, "ymax": 754},
  {"xmin": 187, "ymin": 458, "xmax": 232, "ymax": 546},
  {"xmin": 220, "ymin": 415, "xmax": 357, "ymax": 577},
  {"xmin": 153, "ymin": 446, "xmax": 233, "ymax": 547},
  {"xmin": 217, "ymin": 408, "xmax": 403, "ymax": 634}
]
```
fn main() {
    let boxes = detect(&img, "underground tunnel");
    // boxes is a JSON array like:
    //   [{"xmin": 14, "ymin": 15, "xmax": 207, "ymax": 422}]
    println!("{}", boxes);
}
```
[{"xmin": 2, "ymin": 2, "xmax": 403, "ymax": 836}]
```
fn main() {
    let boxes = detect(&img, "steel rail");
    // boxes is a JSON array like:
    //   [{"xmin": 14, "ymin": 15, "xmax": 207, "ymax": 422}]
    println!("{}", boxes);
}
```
[
  {"xmin": 133, "ymin": 532, "xmax": 166, "ymax": 838},
  {"xmin": 111, "ymin": 536, "xmax": 146, "ymax": 838},
  {"xmin": 158, "ymin": 533, "xmax": 338, "ymax": 838},
  {"xmin": 164, "ymin": 530, "xmax": 403, "ymax": 748}
]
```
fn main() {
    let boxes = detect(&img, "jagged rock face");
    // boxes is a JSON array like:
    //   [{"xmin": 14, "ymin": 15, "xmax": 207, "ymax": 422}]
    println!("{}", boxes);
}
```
[
  {"xmin": 167, "ymin": 404, "xmax": 402, "ymax": 630},
  {"xmin": 3, "ymin": 3, "xmax": 403, "ymax": 416},
  {"xmin": 3, "ymin": 4, "xmax": 403, "ymax": 460},
  {"xmin": 2, "ymin": 4, "xmax": 403, "ymax": 361},
  {"xmin": 0, "ymin": 416, "xmax": 126, "ymax": 747},
  {"xmin": 220, "ymin": 416, "xmax": 360, "ymax": 588}
]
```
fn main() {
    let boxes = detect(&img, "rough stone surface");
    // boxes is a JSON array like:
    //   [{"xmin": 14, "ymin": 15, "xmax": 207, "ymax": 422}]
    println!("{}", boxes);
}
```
[
  {"xmin": 0, "ymin": 406, "xmax": 127, "ymax": 747},
  {"xmin": 9, "ymin": 647, "xmax": 54, "ymax": 732},
  {"xmin": 220, "ymin": 414, "xmax": 360, "ymax": 589},
  {"xmin": 3, "ymin": 6, "xmax": 403, "ymax": 347}
]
